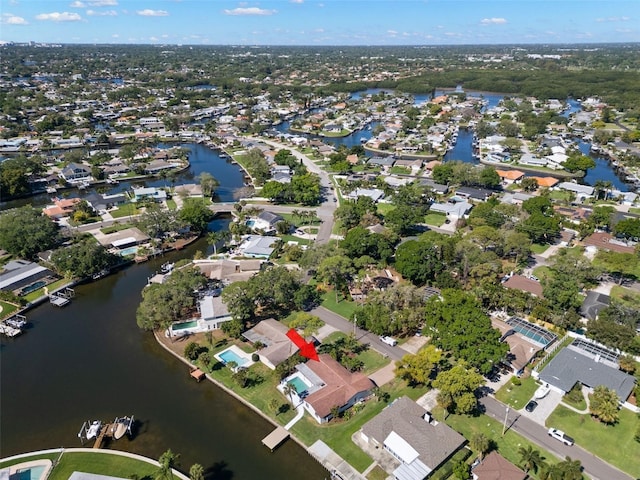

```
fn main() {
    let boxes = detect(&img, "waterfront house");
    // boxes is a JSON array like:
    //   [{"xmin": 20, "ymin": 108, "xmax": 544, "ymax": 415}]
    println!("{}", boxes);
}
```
[
  {"xmin": 199, "ymin": 295, "xmax": 232, "ymax": 329},
  {"xmin": 42, "ymin": 197, "xmax": 82, "ymax": 219},
  {"xmin": 359, "ymin": 396, "xmax": 466, "ymax": 479},
  {"xmin": 557, "ymin": 182, "xmax": 594, "ymax": 202},
  {"xmin": 0, "ymin": 259, "xmax": 55, "ymax": 295},
  {"xmin": 246, "ymin": 211, "xmax": 284, "ymax": 234},
  {"xmin": 132, "ymin": 187, "xmax": 167, "ymax": 203},
  {"xmin": 60, "ymin": 162, "xmax": 92, "ymax": 184},
  {"xmin": 292, "ymin": 354, "xmax": 374, "ymax": 424},
  {"xmin": 243, "ymin": 318, "xmax": 299, "ymax": 369},
  {"xmin": 236, "ymin": 235, "xmax": 279, "ymax": 259}
]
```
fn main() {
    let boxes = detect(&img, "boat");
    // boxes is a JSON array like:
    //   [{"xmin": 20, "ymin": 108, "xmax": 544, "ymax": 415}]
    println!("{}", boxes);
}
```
[
  {"xmin": 534, "ymin": 384, "xmax": 550, "ymax": 399},
  {"xmin": 85, "ymin": 420, "xmax": 102, "ymax": 440},
  {"xmin": 111, "ymin": 415, "xmax": 134, "ymax": 440},
  {"xmin": 160, "ymin": 262, "xmax": 174, "ymax": 274}
]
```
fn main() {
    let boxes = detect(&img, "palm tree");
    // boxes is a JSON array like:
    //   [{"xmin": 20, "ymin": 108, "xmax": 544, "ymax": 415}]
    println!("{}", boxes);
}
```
[
  {"xmin": 518, "ymin": 445, "xmax": 544, "ymax": 474},
  {"xmin": 283, "ymin": 382, "xmax": 296, "ymax": 405},
  {"xmin": 155, "ymin": 449, "xmax": 180, "ymax": 480},
  {"xmin": 291, "ymin": 209, "xmax": 301, "ymax": 226},
  {"xmin": 188, "ymin": 464, "xmax": 204, "ymax": 480},
  {"xmin": 539, "ymin": 462, "xmax": 564, "ymax": 480},
  {"xmin": 470, "ymin": 433, "xmax": 491, "ymax": 460},
  {"xmin": 207, "ymin": 230, "xmax": 231, "ymax": 256},
  {"xmin": 558, "ymin": 456, "xmax": 583, "ymax": 480}
]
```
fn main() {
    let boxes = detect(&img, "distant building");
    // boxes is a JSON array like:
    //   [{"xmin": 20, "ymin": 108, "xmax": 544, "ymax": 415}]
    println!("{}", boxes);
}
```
[{"xmin": 472, "ymin": 451, "xmax": 526, "ymax": 480}]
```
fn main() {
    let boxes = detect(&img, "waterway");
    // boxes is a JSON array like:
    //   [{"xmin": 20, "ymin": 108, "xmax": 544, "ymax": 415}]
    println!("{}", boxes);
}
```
[{"xmin": 0, "ymin": 146, "xmax": 327, "ymax": 479}]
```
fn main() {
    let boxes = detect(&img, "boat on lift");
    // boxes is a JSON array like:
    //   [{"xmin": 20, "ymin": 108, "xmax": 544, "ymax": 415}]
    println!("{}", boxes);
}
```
[{"xmin": 111, "ymin": 415, "xmax": 134, "ymax": 440}]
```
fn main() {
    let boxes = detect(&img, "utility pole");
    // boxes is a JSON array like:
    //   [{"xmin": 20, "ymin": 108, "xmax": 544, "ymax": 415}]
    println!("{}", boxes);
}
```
[{"xmin": 502, "ymin": 407, "xmax": 509, "ymax": 436}]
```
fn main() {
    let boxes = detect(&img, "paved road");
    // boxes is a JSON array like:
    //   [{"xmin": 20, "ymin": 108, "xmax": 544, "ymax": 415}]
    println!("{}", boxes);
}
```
[
  {"xmin": 310, "ymin": 306, "xmax": 404, "ymax": 361},
  {"xmin": 480, "ymin": 396, "xmax": 632, "ymax": 480},
  {"xmin": 247, "ymin": 137, "xmax": 337, "ymax": 244}
]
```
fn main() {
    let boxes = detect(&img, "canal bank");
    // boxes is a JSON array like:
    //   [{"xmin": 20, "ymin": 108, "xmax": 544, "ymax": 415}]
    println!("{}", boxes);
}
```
[{"xmin": 0, "ymin": 145, "xmax": 328, "ymax": 479}]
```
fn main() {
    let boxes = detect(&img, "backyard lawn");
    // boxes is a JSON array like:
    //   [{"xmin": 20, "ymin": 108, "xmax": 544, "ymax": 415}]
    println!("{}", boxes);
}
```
[
  {"xmin": 23, "ymin": 277, "xmax": 73, "ymax": 303},
  {"xmin": 0, "ymin": 300, "xmax": 19, "ymax": 319},
  {"xmin": 530, "ymin": 243, "xmax": 550, "ymax": 255},
  {"xmin": 424, "ymin": 212, "xmax": 447, "ymax": 227},
  {"xmin": 546, "ymin": 405, "xmax": 640, "ymax": 478},
  {"xmin": 376, "ymin": 203, "xmax": 395, "ymax": 216},
  {"xmin": 495, "ymin": 376, "xmax": 539, "ymax": 410},
  {"xmin": 49, "ymin": 452, "xmax": 158, "ymax": 480},
  {"xmin": 610, "ymin": 285, "xmax": 640, "ymax": 309}
]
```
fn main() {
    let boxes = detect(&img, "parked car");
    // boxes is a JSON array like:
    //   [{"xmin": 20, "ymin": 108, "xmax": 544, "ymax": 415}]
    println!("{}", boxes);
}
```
[
  {"xmin": 525, "ymin": 400, "xmax": 538, "ymax": 412},
  {"xmin": 379, "ymin": 335, "xmax": 398, "ymax": 346},
  {"xmin": 548, "ymin": 428, "xmax": 574, "ymax": 446}
]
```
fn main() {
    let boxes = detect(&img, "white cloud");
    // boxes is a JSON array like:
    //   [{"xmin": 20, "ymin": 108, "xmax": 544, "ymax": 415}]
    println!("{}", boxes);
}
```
[
  {"xmin": 291, "ymin": 0, "xmax": 303, "ymax": 3},
  {"xmin": 36, "ymin": 12, "xmax": 82, "ymax": 22},
  {"xmin": 112, "ymin": 33, "xmax": 119, "ymax": 38},
  {"xmin": 224, "ymin": 7, "xmax": 276, "ymax": 15},
  {"xmin": 387, "ymin": 30, "xmax": 398, "ymax": 36},
  {"xmin": 1, "ymin": 13, "xmax": 29, "ymax": 25},
  {"xmin": 314, "ymin": 28, "xmax": 324, "ymax": 33},
  {"xmin": 69, "ymin": 1, "xmax": 86, "ymax": 7},
  {"xmin": 137, "ymin": 9, "xmax": 169, "ymax": 16},
  {"xmin": 88, "ymin": 0, "xmax": 118, "ymax": 6},
  {"xmin": 480, "ymin": 17, "xmax": 507, "ymax": 25},
  {"xmin": 87, "ymin": 9, "xmax": 117, "ymax": 16}
]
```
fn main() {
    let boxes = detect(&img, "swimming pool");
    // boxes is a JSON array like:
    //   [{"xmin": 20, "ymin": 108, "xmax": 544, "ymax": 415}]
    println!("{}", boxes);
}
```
[
  {"xmin": 118, "ymin": 246, "xmax": 139, "ymax": 256},
  {"xmin": 14, "ymin": 465, "xmax": 46, "ymax": 480},
  {"xmin": 246, "ymin": 220, "xmax": 256, "ymax": 227},
  {"xmin": 218, "ymin": 348, "xmax": 248, "ymax": 366},
  {"xmin": 288, "ymin": 376, "xmax": 309, "ymax": 394},
  {"xmin": 21, "ymin": 281, "xmax": 47, "ymax": 295},
  {"xmin": 171, "ymin": 320, "xmax": 198, "ymax": 331}
]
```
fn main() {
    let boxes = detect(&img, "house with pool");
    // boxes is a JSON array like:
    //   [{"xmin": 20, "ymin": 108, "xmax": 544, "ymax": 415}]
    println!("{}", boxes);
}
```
[{"xmin": 282, "ymin": 353, "xmax": 374, "ymax": 423}]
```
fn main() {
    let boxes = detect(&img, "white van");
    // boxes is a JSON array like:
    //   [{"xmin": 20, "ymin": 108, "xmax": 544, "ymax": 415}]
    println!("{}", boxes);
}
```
[{"xmin": 379, "ymin": 335, "xmax": 398, "ymax": 346}]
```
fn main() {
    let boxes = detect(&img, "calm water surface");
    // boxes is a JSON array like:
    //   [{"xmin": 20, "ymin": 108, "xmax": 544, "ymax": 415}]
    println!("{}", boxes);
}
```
[{"xmin": 0, "ymin": 145, "xmax": 327, "ymax": 479}]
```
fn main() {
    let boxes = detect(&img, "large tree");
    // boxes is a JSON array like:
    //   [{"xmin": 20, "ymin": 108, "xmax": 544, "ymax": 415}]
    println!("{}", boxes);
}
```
[
  {"xmin": 0, "ymin": 206, "xmax": 59, "ymax": 259},
  {"xmin": 432, "ymin": 361, "xmax": 484, "ymax": 415},
  {"xmin": 178, "ymin": 198, "xmax": 214, "ymax": 233},
  {"xmin": 589, "ymin": 385, "xmax": 620, "ymax": 424},
  {"xmin": 395, "ymin": 345, "xmax": 442, "ymax": 386},
  {"xmin": 425, "ymin": 289, "xmax": 508, "ymax": 374},
  {"xmin": 50, "ymin": 239, "xmax": 120, "ymax": 278}
]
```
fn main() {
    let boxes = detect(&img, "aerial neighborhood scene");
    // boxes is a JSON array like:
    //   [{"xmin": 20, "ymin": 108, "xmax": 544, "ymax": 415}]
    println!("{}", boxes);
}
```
[{"xmin": 2, "ymin": 1, "xmax": 640, "ymax": 480}]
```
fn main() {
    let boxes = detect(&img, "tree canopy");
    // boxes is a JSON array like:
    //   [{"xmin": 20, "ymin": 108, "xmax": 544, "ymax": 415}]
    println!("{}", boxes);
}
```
[{"xmin": 0, "ymin": 206, "xmax": 59, "ymax": 259}]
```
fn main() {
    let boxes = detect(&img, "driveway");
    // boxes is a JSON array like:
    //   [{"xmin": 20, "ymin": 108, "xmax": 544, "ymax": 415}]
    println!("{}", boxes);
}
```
[{"xmin": 519, "ymin": 389, "xmax": 563, "ymax": 425}]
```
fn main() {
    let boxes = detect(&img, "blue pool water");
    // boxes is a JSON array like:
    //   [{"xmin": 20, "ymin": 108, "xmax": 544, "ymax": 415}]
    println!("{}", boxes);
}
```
[
  {"xmin": 219, "ymin": 349, "xmax": 247, "ymax": 366},
  {"xmin": 246, "ymin": 220, "xmax": 256, "ymax": 227},
  {"xmin": 118, "ymin": 246, "xmax": 139, "ymax": 256},
  {"xmin": 171, "ymin": 320, "xmax": 198, "ymax": 331},
  {"xmin": 14, "ymin": 465, "xmax": 46, "ymax": 480},
  {"xmin": 288, "ymin": 376, "xmax": 308, "ymax": 394},
  {"xmin": 21, "ymin": 281, "xmax": 47, "ymax": 294}
]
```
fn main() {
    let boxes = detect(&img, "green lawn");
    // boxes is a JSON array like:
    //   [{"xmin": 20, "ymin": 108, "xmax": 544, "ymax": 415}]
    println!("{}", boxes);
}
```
[
  {"xmin": 532, "ymin": 265, "xmax": 553, "ymax": 282},
  {"xmin": 110, "ymin": 204, "xmax": 140, "ymax": 218},
  {"xmin": 100, "ymin": 223, "xmax": 134, "ymax": 234},
  {"xmin": 442, "ymin": 409, "xmax": 557, "ymax": 480},
  {"xmin": 424, "ymin": 212, "xmax": 447, "ymax": 227},
  {"xmin": 609, "ymin": 285, "xmax": 640, "ymax": 309},
  {"xmin": 546, "ymin": 405, "xmax": 640, "ymax": 478},
  {"xmin": 23, "ymin": 277, "xmax": 73, "ymax": 303},
  {"xmin": 280, "ymin": 234, "xmax": 312, "ymax": 246},
  {"xmin": 531, "ymin": 243, "xmax": 550, "ymax": 255},
  {"xmin": 321, "ymin": 291, "xmax": 358, "ymax": 319},
  {"xmin": 376, "ymin": 203, "xmax": 395, "ymax": 216},
  {"xmin": 49, "ymin": 452, "xmax": 158, "ymax": 480},
  {"xmin": 279, "ymin": 212, "xmax": 321, "ymax": 226},
  {"xmin": 166, "ymin": 199, "xmax": 177, "ymax": 210},
  {"xmin": 495, "ymin": 376, "xmax": 539, "ymax": 410},
  {"xmin": 366, "ymin": 465, "xmax": 388, "ymax": 480},
  {"xmin": 389, "ymin": 166, "xmax": 411, "ymax": 175},
  {"xmin": 0, "ymin": 300, "xmax": 19, "ymax": 319}
]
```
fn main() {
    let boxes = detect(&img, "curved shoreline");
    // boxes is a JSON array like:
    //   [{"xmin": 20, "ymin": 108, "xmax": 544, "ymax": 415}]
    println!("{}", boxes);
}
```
[
  {"xmin": 363, "ymin": 144, "xmax": 439, "ymax": 161},
  {"xmin": 0, "ymin": 447, "xmax": 189, "ymax": 480},
  {"xmin": 151, "ymin": 331, "xmax": 322, "ymax": 464}
]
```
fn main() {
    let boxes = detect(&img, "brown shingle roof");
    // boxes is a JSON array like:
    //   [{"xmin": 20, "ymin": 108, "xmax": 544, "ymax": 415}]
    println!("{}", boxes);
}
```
[
  {"xmin": 583, "ymin": 232, "xmax": 635, "ymax": 254},
  {"xmin": 503, "ymin": 275, "xmax": 544, "ymax": 298},
  {"xmin": 473, "ymin": 451, "xmax": 526, "ymax": 480},
  {"xmin": 304, "ymin": 354, "xmax": 374, "ymax": 419}
]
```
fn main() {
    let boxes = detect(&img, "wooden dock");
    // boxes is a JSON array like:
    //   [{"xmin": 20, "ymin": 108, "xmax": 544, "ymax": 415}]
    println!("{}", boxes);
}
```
[
  {"xmin": 261, "ymin": 426, "xmax": 289, "ymax": 451},
  {"xmin": 93, "ymin": 422, "xmax": 114, "ymax": 448},
  {"xmin": 190, "ymin": 368, "xmax": 205, "ymax": 382}
]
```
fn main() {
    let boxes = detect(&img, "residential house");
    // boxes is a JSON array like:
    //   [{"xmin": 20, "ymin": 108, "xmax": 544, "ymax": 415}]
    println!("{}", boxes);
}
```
[
  {"xmin": 42, "ymin": 197, "xmax": 81, "ymax": 219},
  {"xmin": 247, "ymin": 211, "xmax": 284, "ymax": 234},
  {"xmin": 492, "ymin": 317, "xmax": 556, "ymax": 375},
  {"xmin": 345, "ymin": 188, "xmax": 385, "ymax": 203},
  {"xmin": 472, "ymin": 451, "xmax": 527, "ymax": 480},
  {"xmin": 199, "ymin": 295, "xmax": 232, "ymax": 329},
  {"xmin": 243, "ymin": 318, "xmax": 299, "ymax": 370},
  {"xmin": 367, "ymin": 156, "xmax": 396, "ymax": 169},
  {"xmin": 193, "ymin": 258, "xmax": 263, "ymax": 283},
  {"xmin": 495, "ymin": 170, "xmax": 524, "ymax": 185},
  {"xmin": 289, "ymin": 354, "xmax": 374, "ymax": 423},
  {"xmin": 430, "ymin": 200, "xmax": 473, "ymax": 220},
  {"xmin": 538, "ymin": 340, "xmax": 635, "ymax": 401},
  {"xmin": 502, "ymin": 275, "xmax": 544, "ymax": 298},
  {"xmin": 455, "ymin": 187, "xmax": 495, "ymax": 202},
  {"xmin": 0, "ymin": 259, "xmax": 55, "ymax": 295},
  {"xmin": 236, "ymin": 235, "xmax": 279, "ymax": 259},
  {"xmin": 83, "ymin": 192, "xmax": 126, "ymax": 214},
  {"xmin": 60, "ymin": 162, "xmax": 92, "ymax": 184},
  {"xmin": 132, "ymin": 187, "xmax": 167, "ymax": 203},
  {"xmin": 557, "ymin": 182, "xmax": 594, "ymax": 202},
  {"xmin": 360, "ymin": 396, "xmax": 466, "ymax": 479},
  {"xmin": 530, "ymin": 176, "xmax": 559, "ymax": 188},
  {"xmin": 500, "ymin": 192, "xmax": 534, "ymax": 206},
  {"xmin": 583, "ymin": 232, "xmax": 635, "ymax": 254},
  {"xmin": 174, "ymin": 183, "xmax": 203, "ymax": 198},
  {"xmin": 580, "ymin": 291, "xmax": 611, "ymax": 320}
]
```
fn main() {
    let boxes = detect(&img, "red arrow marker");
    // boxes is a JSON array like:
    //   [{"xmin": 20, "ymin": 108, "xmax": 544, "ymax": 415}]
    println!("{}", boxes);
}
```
[{"xmin": 286, "ymin": 328, "xmax": 319, "ymax": 362}]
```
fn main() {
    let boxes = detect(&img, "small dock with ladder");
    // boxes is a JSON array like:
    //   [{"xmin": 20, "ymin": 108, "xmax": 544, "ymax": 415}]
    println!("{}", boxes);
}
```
[{"xmin": 49, "ymin": 287, "xmax": 75, "ymax": 307}]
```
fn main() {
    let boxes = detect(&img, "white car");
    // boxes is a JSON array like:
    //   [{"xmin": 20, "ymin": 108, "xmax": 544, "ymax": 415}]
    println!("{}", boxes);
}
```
[
  {"xmin": 379, "ymin": 335, "xmax": 398, "ymax": 346},
  {"xmin": 548, "ymin": 428, "xmax": 574, "ymax": 446}
]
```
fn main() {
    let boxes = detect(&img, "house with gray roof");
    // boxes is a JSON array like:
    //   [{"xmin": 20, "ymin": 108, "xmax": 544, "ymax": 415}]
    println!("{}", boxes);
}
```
[
  {"xmin": 237, "ymin": 235, "xmax": 279, "ymax": 259},
  {"xmin": 243, "ymin": 318, "xmax": 299, "ymax": 369},
  {"xmin": 360, "ymin": 396, "xmax": 465, "ymax": 480},
  {"xmin": 580, "ymin": 291, "xmax": 610, "ymax": 320},
  {"xmin": 538, "ymin": 343, "xmax": 635, "ymax": 401}
]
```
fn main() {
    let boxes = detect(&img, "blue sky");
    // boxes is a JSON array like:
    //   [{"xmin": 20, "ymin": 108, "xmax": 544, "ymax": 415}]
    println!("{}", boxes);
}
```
[{"xmin": 1, "ymin": 1, "xmax": 638, "ymax": 45}]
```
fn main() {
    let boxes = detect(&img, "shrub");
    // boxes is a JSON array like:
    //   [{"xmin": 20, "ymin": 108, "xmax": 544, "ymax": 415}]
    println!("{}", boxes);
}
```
[
  {"xmin": 511, "ymin": 377, "xmax": 522, "ymax": 386},
  {"xmin": 251, "ymin": 353, "xmax": 259, "ymax": 362}
]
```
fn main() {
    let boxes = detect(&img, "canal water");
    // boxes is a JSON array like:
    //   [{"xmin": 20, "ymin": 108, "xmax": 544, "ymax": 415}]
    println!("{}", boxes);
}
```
[{"xmin": 0, "ymin": 146, "xmax": 327, "ymax": 479}]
